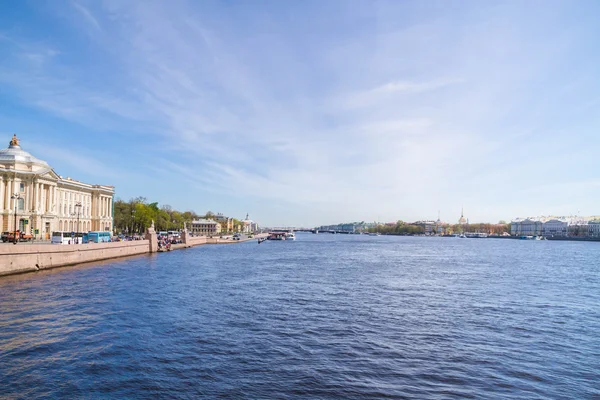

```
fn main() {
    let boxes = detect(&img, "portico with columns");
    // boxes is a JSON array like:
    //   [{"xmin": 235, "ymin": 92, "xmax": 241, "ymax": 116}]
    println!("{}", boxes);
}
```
[{"xmin": 0, "ymin": 135, "xmax": 114, "ymax": 239}]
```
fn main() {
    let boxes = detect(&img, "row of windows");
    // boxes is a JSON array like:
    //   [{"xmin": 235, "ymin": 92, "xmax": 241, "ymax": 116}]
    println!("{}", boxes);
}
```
[
  {"xmin": 60, "ymin": 191, "xmax": 91, "ymax": 205},
  {"xmin": 58, "ymin": 220, "xmax": 92, "ymax": 232}
]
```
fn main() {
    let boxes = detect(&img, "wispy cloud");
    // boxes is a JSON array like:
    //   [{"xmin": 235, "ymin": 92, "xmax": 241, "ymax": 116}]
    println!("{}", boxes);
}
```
[{"xmin": 71, "ymin": 1, "xmax": 101, "ymax": 31}]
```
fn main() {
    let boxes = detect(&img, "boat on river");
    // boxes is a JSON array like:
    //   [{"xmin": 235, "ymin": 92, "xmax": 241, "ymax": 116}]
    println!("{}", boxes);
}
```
[{"xmin": 268, "ymin": 232, "xmax": 286, "ymax": 240}]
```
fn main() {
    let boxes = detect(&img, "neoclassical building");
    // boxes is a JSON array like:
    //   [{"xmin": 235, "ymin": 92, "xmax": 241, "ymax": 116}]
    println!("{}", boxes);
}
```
[
  {"xmin": 190, "ymin": 219, "xmax": 221, "ymax": 236},
  {"xmin": 0, "ymin": 135, "xmax": 114, "ymax": 239}
]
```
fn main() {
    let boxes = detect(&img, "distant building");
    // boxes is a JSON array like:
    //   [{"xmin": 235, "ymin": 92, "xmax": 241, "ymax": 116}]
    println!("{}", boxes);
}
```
[
  {"xmin": 542, "ymin": 218, "xmax": 568, "ymax": 237},
  {"xmin": 317, "ymin": 222, "xmax": 367, "ymax": 233},
  {"xmin": 240, "ymin": 213, "xmax": 258, "ymax": 233},
  {"xmin": 214, "ymin": 213, "xmax": 233, "ymax": 232},
  {"xmin": 511, "ymin": 218, "xmax": 543, "ymax": 236},
  {"xmin": 588, "ymin": 220, "xmax": 600, "ymax": 237},
  {"xmin": 413, "ymin": 220, "xmax": 438, "ymax": 235},
  {"xmin": 190, "ymin": 219, "xmax": 221, "ymax": 236},
  {"xmin": 511, "ymin": 216, "xmax": 591, "ymax": 237}
]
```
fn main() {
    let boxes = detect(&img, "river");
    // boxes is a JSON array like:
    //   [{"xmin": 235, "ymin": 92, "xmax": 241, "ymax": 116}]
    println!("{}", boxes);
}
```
[{"xmin": 1, "ymin": 234, "xmax": 599, "ymax": 398}]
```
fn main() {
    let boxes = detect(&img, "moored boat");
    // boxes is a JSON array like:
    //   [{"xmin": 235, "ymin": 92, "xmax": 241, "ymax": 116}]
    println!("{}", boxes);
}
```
[{"xmin": 268, "ymin": 232, "xmax": 286, "ymax": 240}]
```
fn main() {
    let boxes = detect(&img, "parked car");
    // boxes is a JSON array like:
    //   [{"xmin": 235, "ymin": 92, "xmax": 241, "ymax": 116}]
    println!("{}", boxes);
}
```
[{"xmin": 3, "ymin": 231, "xmax": 33, "ymax": 242}]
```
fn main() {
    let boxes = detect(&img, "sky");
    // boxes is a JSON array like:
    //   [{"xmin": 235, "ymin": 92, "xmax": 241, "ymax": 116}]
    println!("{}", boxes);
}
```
[{"xmin": 1, "ymin": 0, "xmax": 599, "ymax": 227}]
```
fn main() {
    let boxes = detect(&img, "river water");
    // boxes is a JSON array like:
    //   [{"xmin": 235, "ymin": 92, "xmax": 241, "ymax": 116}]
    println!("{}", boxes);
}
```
[{"xmin": 1, "ymin": 234, "xmax": 599, "ymax": 399}]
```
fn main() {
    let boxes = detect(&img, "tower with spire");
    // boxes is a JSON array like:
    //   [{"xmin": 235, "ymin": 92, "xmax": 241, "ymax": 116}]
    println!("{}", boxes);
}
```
[{"xmin": 458, "ymin": 207, "xmax": 467, "ymax": 225}]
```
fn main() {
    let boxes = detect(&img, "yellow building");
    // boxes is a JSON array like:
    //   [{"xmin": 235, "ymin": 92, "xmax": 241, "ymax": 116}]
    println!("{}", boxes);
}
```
[
  {"xmin": 0, "ymin": 135, "xmax": 114, "ymax": 239},
  {"xmin": 190, "ymin": 219, "xmax": 222, "ymax": 236}
]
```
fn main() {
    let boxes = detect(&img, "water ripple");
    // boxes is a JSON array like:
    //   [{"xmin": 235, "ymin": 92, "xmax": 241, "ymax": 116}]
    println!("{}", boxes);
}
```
[{"xmin": 1, "ymin": 235, "xmax": 599, "ymax": 398}]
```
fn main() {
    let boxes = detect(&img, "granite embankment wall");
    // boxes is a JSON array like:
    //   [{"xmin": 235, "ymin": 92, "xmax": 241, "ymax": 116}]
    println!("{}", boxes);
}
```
[
  {"xmin": 0, "ymin": 240, "xmax": 151, "ymax": 277},
  {"xmin": 182, "ymin": 235, "xmax": 208, "ymax": 247},
  {"xmin": 0, "ymin": 232, "xmax": 267, "ymax": 277}
]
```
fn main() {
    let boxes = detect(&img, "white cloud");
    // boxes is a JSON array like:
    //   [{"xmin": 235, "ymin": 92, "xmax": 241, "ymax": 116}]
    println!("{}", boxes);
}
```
[
  {"xmin": 71, "ymin": 1, "xmax": 101, "ymax": 31},
  {"xmin": 1, "ymin": 1, "xmax": 598, "ymax": 225}
]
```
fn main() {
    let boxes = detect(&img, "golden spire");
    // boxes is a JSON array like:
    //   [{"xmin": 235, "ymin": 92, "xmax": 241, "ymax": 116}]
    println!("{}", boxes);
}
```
[{"xmin": 9, "ymin": 134, "xmax": 19, "ymax": 147}]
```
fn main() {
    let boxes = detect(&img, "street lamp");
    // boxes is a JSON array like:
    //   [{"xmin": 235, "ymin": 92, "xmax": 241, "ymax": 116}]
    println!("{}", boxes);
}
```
[
  {"xmin": 10, "ymin": 193, "xmax": 22, "ymax": 245},
  {"xmin": 70, "ymin": 201, "xmax": 82, "ymax": 244},
  {"xmin": 74, "ymin": 201, "xmax": 82, "ymax": 234}
]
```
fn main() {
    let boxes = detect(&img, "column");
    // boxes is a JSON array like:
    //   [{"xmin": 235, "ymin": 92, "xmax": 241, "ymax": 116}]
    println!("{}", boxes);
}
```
[
  {"xmin": 30, "ymin": 181, "xmax": 34, "ymax": 211},
  {"xmin": 48, "ymin": 186, "xmax": 53, "ymax": 213},
  {"xmin": 14, "ymin": 178, "xmax": 21, "ymax": 217},
  {"xmin": 0, "ymin": 176, "xmax": 4, "ymax": 211},
  {"xmin": 7, "ymin": 179, "xmax": 13, "ymax": 212},
  {"xmin": 39, "ymin": 183, "xmax": 43, "ymax": 213},
  {"xmin": 6, "ymin": 179, "xmax": 11, "ymax": 230},
  {"xmin": 25, "ymin": 181, "xmax": 33, "ymax": 213},
  {"xmin": 31, "ymin": 181, "xmax": 36, "ymax": 212},
  {"xmin": 35, "ymin": 182, "xmax": 40, "ymax": 211}
]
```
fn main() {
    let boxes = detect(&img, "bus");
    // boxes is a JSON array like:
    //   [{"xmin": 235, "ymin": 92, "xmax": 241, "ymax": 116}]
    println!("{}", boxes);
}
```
[
  {"xmin": 88, "ymin": 231, "xmax": 111, "ymax": 243},
  {"xmin": 51, "ymin": 232, "xmax": 87, "ymax": 244}
]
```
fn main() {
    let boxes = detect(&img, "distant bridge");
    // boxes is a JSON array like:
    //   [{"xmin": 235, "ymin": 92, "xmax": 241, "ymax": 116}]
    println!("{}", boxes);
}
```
[{"xmin": 267, "ymin": 227, "xmax": 357, "ymax": 234}]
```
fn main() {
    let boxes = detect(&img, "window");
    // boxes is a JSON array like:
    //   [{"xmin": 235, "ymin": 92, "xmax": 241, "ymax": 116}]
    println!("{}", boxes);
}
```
[
  {"xmin": 18, "ymin": 198, "xmax": 24, "ymax": 211},
  {"xmin": 19, "ymin": 183, "xmax": 25, "ymax": 192}
]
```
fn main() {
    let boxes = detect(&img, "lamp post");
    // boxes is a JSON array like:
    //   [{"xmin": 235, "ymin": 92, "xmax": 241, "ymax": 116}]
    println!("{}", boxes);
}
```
[
  {"xmin": 10, "ymin": 193, "xmax": 22, "ymax": 245},
  {"xmin": 74, "ymin": 201, "xmax": 82, "ymax": 235}
]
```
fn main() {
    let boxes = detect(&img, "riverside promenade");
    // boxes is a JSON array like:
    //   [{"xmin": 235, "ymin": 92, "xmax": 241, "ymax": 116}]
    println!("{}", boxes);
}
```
[{"xmin": 0, "ymin": 228, "xmax": 268, "ymax": 278}]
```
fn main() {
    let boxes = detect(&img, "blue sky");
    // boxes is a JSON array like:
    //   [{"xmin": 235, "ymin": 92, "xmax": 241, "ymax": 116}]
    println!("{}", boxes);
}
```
[{"xmin": 1, "ymin": 0, "xmax": 599, "ymax": 226}]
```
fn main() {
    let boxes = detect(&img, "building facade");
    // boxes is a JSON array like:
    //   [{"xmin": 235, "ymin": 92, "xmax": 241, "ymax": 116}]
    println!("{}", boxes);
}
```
[
  {"xmin": 511, "ymin": 216, "xmax": 594, "ymax": 237},
  {"xmin": 241, "ymin": 213, "xmax": 258, "ymax": 233},
  {"xmin": 215, "ymin": 213, "xmax": 233, "ymax": 232},
  {"xmin": 0, "ymin": 135, "xmax": 114, "ymax": 239},
  {"xmin": 588, "ymin": 220, "xmax": 600, "ymax": 237},
  {"xmin": 542, "ymin": 219, "xmax": 568, "ymax": 237},
  {"xmin": 511, "ymin": 218, "xmax": 544, "ymax": 236},
  {"xmin": 414, "ymin": 220, "xmax": 442, "ymax": 235},
  {"xmin": 190, "ymin": 219, "xmax": 221, "ymax": 236}
]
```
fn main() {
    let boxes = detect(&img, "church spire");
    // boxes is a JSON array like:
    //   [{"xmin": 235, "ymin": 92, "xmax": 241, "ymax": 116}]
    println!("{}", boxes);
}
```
[{"xmin": 458, "ymin": 206, "xmax": 467, "ymax": 225}]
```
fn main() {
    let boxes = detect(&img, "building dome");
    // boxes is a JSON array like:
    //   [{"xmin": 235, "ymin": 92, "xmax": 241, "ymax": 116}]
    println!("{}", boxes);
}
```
[{"xmin": 0, "ymin": 134, "xmax": 49, "ymax": 167}]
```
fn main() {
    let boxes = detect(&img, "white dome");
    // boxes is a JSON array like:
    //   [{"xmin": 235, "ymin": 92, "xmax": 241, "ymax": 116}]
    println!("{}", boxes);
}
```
[{"xmin": 0, "ymin": 135, "xmax": 49, "ymax": 167}]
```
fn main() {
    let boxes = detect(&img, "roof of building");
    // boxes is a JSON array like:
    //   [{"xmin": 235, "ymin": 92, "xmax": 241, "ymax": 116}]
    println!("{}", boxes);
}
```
[{"xmin": 0, "ymin": 134, "xmax": 49, "ymax": 167}]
